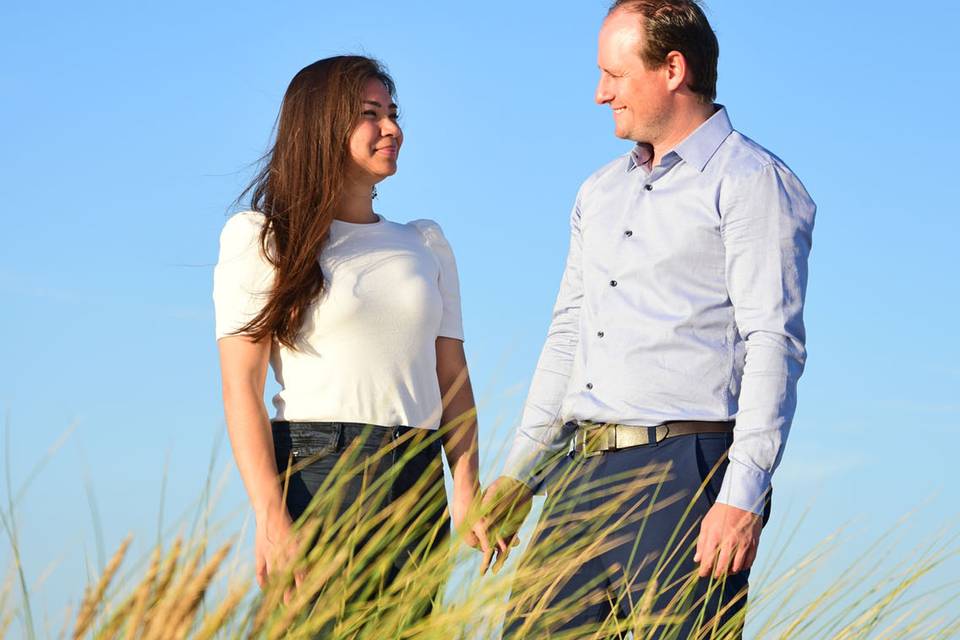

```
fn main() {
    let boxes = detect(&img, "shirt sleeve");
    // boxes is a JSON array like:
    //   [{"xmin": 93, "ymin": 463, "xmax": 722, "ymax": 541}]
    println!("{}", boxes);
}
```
[
  {"xmin": 718, "ymin": 162, "xmax": 816, "ymax": 513},
  {"xmin": 212, "ymin": 211, "xmax": 275, "ymax": 340},
  {"xmin": 501, "ymin": 188, "xmax": 584, "ymax": 494},
  {"xmin": 409, "ymin": 219, "xmax": 465, "ymax": 341}
]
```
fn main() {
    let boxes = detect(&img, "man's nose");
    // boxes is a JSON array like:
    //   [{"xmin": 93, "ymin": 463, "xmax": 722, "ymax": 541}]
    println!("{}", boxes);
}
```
[{"xmin": 595, "ymin": 78, "xmax": 613, "ymax": 105}]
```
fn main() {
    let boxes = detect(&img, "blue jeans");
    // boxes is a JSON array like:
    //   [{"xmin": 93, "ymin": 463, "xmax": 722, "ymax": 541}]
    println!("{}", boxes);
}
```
[{"xmin": 272, "ymin": 421, "xmax": 449, "ymax": 628}]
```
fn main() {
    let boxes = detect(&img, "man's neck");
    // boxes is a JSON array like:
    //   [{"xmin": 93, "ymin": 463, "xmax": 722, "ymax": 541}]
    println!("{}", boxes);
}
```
[{"xmin": 649, "ymin": 102, "xmax": 717, "ymax": 168}]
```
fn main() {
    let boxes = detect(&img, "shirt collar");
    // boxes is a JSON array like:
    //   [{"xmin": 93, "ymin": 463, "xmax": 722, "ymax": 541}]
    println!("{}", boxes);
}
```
[{"xmin": 625, "ymin": 105, "xmax": 733, "ymax": 174}]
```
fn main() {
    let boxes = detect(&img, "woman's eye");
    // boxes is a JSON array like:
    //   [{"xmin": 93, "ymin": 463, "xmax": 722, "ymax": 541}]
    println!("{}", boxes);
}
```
[
  {"xmin": 389, "ymin": 113, "xmax": 400, "ymax": 121},
  {"xmin": 362, "ymin": 110, "xmax": 377, "ymax": 117}
]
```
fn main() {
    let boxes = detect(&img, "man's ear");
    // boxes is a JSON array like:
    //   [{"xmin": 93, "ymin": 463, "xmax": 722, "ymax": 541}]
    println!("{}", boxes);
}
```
[{"xmin": 664, "ymin": 50, "xmax": 688, "ymax": 92}]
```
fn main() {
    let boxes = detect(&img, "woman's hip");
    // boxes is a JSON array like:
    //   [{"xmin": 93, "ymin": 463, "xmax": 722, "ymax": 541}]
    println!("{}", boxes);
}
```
[{"xmin": 271, "ymin": 421, "xmax": 446, "ymax": 520}]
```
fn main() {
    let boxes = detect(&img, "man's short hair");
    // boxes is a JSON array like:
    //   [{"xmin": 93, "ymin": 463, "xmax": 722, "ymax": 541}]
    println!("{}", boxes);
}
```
[{"xmin": 608, "ymin": 0, "xmax": 719, "ymax": 103}]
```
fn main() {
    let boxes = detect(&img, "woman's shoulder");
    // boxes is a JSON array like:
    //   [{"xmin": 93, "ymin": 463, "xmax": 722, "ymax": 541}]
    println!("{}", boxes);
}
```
[
  {"xmin": 405, "ymin": 218, "xmax": 451, "ymax": 249},
  {"xmin": 217, "ymin": 211, "xmax": 269, "ymax": 261},
  {"xmin": 220, "ymin": 210, "xmax": 266, "ymax": 239},
  {"xmin": 219, "ymin": 210, "xmax": 267, "ymax": 245}
]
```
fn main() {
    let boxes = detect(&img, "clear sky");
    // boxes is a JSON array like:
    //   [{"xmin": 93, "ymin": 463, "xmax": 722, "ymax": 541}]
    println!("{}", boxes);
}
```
[{"xmin": 2, "ymin": 0, "xmax": 959, "ymax": 631}]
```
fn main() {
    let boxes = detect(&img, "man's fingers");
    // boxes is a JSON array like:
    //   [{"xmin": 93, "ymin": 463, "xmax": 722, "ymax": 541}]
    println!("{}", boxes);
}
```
[
  {"xmin": 492, "ymin": 545, "xmax": 511, "ymax": 574},
  {"xmin": 713, "ymin": 542, "xmax": 734, "ymax": 579},
  {"xmin": 697, "ymin": 535, "xmax": 718, "ymax": 577},
  {"xmin": 730, "ymin": 544, "xmax": 750, "ymax": 575}
]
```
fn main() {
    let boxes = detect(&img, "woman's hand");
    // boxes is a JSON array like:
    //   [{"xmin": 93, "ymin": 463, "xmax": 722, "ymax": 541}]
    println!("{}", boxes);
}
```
[
  {"xmin": 254, "ymin": 506, "xmax": 303, "ymax": 596},
  {"xmin": 450, "ymin": 482, "xmax": 491, "ymax": 559},
  {"xmin": 435, "ymin": 337, "xmax": 489, "ymax": 564}
]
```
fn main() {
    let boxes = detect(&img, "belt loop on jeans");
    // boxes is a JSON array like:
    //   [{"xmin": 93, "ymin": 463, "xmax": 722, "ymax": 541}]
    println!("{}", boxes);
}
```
[{"xmin": 329, "ymin": 422, "xmax": 343, "ymax": 453}]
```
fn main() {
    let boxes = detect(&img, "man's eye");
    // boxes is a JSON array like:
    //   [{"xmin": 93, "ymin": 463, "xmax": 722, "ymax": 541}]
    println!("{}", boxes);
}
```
[{"xmin": 389, "ymin": 113, "xmax": 400, "ymax": 121}]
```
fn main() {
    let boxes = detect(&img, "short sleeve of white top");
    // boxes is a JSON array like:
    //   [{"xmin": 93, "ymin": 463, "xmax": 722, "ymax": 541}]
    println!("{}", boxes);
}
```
[{"xmin": 213, "ymin": 211, "xmax": 465, "ymax": 430}]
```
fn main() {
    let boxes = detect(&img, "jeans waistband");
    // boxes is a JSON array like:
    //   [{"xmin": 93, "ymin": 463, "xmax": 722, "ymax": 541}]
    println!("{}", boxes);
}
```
[{"xmin": 272, "ymin": 421, "xmax": 436, "ymax": 458}]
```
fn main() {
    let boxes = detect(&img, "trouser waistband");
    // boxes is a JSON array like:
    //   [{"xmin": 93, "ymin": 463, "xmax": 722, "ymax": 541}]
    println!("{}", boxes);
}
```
[{"xmin": 572, "ymin": 420, "xmax": 734, "ymax": 457}]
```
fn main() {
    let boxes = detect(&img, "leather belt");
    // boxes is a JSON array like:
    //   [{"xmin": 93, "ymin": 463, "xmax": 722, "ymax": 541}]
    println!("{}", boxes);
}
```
[{"xmin": 572, "ymin": 420, "xmax": 734, "ymax": 458}]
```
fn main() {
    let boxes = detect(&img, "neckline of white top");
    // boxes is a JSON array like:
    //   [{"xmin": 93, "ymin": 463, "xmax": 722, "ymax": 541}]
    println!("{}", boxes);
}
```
[{"xmin": 331, "ymin": 214, "xmax": 385, "ymax": 228}]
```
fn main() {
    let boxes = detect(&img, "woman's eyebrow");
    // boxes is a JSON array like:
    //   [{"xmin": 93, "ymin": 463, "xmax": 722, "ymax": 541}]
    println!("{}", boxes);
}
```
[{"xmin": 363, "ymin": 100, "xmax": 399, "ymax": 110}]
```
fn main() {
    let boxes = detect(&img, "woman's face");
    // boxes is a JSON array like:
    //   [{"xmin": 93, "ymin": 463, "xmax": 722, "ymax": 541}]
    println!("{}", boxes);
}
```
[{"xmin": 347, "ymin": 78, "xmax": 402, "ymax": 185}]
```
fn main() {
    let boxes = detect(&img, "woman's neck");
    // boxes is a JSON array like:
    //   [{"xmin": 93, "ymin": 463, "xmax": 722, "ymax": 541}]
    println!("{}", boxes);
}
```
[{"xmin": 334, "ymin": 181, "xmax": 378, "ymax": 224}]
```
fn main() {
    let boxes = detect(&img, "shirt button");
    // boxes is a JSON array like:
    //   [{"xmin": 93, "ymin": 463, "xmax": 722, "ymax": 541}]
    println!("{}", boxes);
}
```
[
  {"xmin": 597, "ymin": 330, "xmax": 604, "ymax": 337},
  {"xmin": 644, "ymin": 184, "xmax": 653, "ymax": 191},
  {"xmin": 624, "ymin": 230, "xmax": 633, "ymax": 237},
  {"xmin": 610, "ymin": 280, "xmax": 618, "ymax": 287},
  {"xmin": 586, "ymin": 382, "xmax": 594, "ymax": 390}
]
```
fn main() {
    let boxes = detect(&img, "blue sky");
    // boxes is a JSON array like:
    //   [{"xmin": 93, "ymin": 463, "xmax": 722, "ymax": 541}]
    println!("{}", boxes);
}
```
[{"xmin": 2, "ymin": 0, "xmax": 959, "ymax": 631}]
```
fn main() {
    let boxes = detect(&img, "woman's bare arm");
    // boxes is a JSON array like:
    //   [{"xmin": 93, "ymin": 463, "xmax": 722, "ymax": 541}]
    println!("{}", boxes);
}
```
[
  {"xmin": 436, "ymin": 337, "xmax": 488, "ymax": 556},
  {"xmin": 218, "ymin": 335, "xmax": 295, "ymax": 586}
]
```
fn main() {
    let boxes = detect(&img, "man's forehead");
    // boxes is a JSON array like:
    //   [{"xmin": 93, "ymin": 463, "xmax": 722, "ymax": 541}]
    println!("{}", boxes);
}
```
[
  {"xmin": 599, "ymin": 14, "xmax": 644, "ymax": 62},
  {"xmin": 604, "ymin": 6, "xmax": 644, "ymax": 32},
  {"xmin": 602, "ymin": 11, "xmax": 642, "ymax": 41}
]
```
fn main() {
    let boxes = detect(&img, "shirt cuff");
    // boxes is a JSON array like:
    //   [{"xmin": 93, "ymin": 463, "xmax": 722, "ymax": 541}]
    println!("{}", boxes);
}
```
[
  {"xmin": 503, "ymin": 444, "xmax": 572, "ymax": 497},
  {"xmin": 502, "ymin": 446, "xmax": 546, "ymax": 494},
  {"xmin": 716, "ymin": 459, "xmax": 771, "ymax": 515}
]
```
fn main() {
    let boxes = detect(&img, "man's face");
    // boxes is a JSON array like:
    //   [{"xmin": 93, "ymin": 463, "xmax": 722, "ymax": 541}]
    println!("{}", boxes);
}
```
[{"xmin": 595, "ymin": 10, "xmax": 671, "ymax": 144}]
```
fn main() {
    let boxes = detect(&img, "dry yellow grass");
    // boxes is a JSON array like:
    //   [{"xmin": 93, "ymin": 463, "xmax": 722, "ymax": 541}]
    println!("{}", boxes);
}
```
[{"xmin": 3, "ymin": 425, "xmax": 959, "ymax": 639}]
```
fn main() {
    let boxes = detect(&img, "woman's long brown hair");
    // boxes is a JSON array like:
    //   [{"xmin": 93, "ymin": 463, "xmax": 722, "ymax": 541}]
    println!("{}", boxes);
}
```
[{"xmin": 236, "ymin": 56, "xmax": 396, "ymax": 349}]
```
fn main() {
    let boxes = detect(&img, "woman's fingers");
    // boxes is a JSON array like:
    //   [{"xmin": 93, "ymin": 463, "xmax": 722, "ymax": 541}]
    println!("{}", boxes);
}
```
[
  {"xmin": 473, "ymin": 522, "xmax": 491, "ymax": 552},
  {"xmin": 480, "ymin": 545, "xmax": 495, "ymax": 575},
  {"xmin": 256, "ymin": 555, "xmax": 267, "ymax": 588}
]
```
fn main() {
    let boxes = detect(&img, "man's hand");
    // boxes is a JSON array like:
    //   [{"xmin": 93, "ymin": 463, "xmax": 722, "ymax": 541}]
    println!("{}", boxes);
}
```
[
  {"xmin": 694, "ymin": 502, "xmax": 763, "ymax": 578},
  {"xmin": 479, "ymin": 476, "xmax": 534, "ymax": 574}
]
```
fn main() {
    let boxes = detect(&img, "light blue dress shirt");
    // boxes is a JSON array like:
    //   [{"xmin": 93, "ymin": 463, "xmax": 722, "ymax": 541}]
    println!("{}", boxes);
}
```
[{"xmin": 502, "ymin": 107, "xmax": 816, "ymax": 514}]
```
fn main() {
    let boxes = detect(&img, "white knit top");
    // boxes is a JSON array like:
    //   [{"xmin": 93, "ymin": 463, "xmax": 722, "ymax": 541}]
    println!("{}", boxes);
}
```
[{"xmin": 213, "ymin": 211, "xmax": 464, "ymax": 430}]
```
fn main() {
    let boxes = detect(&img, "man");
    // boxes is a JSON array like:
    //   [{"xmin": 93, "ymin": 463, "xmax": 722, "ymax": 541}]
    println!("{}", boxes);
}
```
[{"xmin": 482, "ymin": 1, "xmax": 815, "ymax": 637}]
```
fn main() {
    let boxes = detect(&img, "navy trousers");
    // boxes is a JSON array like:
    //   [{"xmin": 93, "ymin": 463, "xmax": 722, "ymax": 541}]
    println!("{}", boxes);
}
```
[{"xmin": 503, "ymin": 431, "xmax": 771, "ymax": 640}]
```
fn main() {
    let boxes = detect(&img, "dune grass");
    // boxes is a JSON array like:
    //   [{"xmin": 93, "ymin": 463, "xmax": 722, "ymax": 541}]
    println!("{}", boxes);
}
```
[{"xmin": 2, "ymin": 420, "xmax": 959, "ymax": 639}]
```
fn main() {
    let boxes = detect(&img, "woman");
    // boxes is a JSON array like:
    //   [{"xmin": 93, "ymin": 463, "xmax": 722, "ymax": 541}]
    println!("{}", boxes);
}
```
[{"xmin": 213, "ymin": 56, "xmax": 485, "ymax": 622}]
